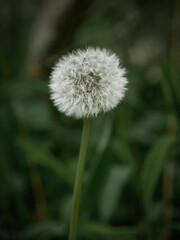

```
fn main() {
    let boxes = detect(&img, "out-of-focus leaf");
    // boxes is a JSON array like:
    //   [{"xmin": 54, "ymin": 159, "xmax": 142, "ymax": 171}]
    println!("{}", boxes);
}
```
[
  {"xmin": 140, "ymin": 135, "xmax": 175, "ymax": 215},
  {"xmin": 80, "ymin": 222, "xmax": 143, "ymax": 240},
  {"xmin": 80, "ymin": 114, "xmax": 113, "ymax": 217},
  {"xmin": 127, "ymin": 113, "xmax": 168, "ymax": 144},
  {"xmin": 96, "ymin": 114, "xmax": 113, "ymax": 154},
  {"xmin": 161, "ymin": 67, "xmax": 175, "ymax": 107},
  {"xmin": 87, "ymin": 114, "xmax": 113, "ymax": 181},
  {"xmin": 89, "ymin": 113, "xmax": 113, "ymax": 155},
  {"xmin": 20, "ymin": 220, "xmax": 63, "ymax": 240},
  {"xmin": 99, "ymin": 165, "xmax": 131, "ymax": 221},
  {"xmin": 112, "ymin": 139, "xmax": 134, "ymax": 164},
  {"xmin": 60, "ymin": 195, "xmax": 72, "ymax": 224},
  {"xmin": 17, "ymin": 137, "xmax": 72, "ymax": 187},
  {"xmin": 173, "ymin": 222, "xmax": 180, "ymax": 232},
  {"xmin": 161, "ymin": 65, "xmax": 180, "ymax": 121},
  {"xmin": 81, "ymin": 149, "xmax": 111, "ymax": 216},
  {"xmin": 15, "ymin": 100, "xmax": 53, "ymax": 130},
  {"xmin": 10, "ymin": 80, "xmax": 49, "ymax": 99}
]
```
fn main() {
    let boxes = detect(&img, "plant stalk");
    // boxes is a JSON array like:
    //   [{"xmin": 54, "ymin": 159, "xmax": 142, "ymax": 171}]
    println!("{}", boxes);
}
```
[{"xmin": 69, "ymin": 118, "xmax": 91, "ymax": 240}]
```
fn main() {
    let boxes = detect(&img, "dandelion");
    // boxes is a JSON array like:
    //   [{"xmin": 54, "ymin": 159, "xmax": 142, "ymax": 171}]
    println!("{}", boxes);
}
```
[
  {"xmin": 49, "ymin": 47, "xmax": 128, "ymax": 240},
  {"xmin": 49, "ymin": 47, "xmax": 127, "ymax": 119}
]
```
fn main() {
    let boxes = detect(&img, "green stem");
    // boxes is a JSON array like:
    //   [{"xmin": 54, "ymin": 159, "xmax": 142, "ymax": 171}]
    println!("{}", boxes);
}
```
[{"xmin": 69, "ymin": 118, "xmax": 91, "ymax": 240}]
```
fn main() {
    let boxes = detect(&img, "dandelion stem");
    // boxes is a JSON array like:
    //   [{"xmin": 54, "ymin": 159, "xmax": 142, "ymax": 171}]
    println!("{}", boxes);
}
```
[{"xmin": 69, "ymin": 118, "xmax": 91, "ymax": 240}]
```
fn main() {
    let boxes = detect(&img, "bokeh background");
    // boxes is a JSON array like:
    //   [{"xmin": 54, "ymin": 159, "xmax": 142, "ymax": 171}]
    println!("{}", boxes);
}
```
[{"xmin": 0, "ymin": 0, "xmax": 180, "ymax": 239}]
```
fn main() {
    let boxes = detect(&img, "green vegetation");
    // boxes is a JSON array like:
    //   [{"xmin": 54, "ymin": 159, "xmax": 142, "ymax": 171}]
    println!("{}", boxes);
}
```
[{"xmin": 0, "ymin": 0, "xmax": 179, "ymax": 239}]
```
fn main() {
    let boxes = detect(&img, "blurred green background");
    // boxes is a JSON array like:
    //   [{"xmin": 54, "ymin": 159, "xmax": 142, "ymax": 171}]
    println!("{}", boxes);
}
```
[{"xmin": 0, "ymin": 0, "xmax": 180, "ymax": 239}]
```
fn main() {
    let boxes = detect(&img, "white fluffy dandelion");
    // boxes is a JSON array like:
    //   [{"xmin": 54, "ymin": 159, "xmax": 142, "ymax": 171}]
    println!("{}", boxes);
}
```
[{"xmin": 49, "ymin": 47, "xmax": 127, "ymax": 119}]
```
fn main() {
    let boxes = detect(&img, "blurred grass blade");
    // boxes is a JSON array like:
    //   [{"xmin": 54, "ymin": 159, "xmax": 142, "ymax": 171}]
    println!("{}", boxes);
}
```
[
  {"xmin": 17, "ymin": 137, "xmax": 72, "ymax": 186},
  {"xmin": 88, "ymin": 114, "xmax": 113, "ymax": 177},
  {"xmin": 99, "ymin": 165, "xmax": 131, "ymax": 221},
  {"xmin": 112, "ymin": 139, "xmax": 134, "ymax": 164},
  {"xmin": 81, "ymin": 150, "xmax": 111, "ymax": 216},
  {"xmin": 80, "ymin": 115, "xmax": 113, "ymax": 216},
  {"xmin": 161, "ymin": 67, "xmax": 175, "ymax": 107},
  {"xmin": 96, "ymin": 114, "xmax": 113, "ymax": 154},
  {"xmin": 140, "ymin": 135, "xmax": 175, "ymax": 215},
  {"xmin": 161, "ymin": 65, "xmax": 180, "ymax": 118},
  {"xmin": 20, "ymin": 220, "xmax": 63, "ymax": 240},
  {"xmin": 80, "ymin": 222, "xmax": 143, "ymax": 240},
  {"xmin": 162, "ymin": 65, "xmax": 180, "ymax": 104}
]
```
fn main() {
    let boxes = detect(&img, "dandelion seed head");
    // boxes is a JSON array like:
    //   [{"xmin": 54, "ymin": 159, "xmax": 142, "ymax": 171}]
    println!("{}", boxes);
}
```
[{"xmin": 49, "ymin": 47, "xmax": 127, "ymax": 119}]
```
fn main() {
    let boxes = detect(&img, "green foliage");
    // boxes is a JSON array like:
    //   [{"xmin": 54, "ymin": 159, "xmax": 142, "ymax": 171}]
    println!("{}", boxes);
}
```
[
  {"xmin": 80, "ymin": 221, "xmax": 143, "ymax": 240},
  {"xmin": 0, "ymin": 0, "xmax": 180, "ymax": 239},
  {"xmin": 20, "ymin": 221, "xmax": 64, "ymax": 240},
  {"xmin": 140, "ymin": 136, "xmax": 175, "ymax": 216},
  {"xmin": 99, "ymin": 165, "xmax": 131, "ymax": 221},
  {"xmin": 17, "ymin": 137, "xmax": 73, "ymax": 187}
]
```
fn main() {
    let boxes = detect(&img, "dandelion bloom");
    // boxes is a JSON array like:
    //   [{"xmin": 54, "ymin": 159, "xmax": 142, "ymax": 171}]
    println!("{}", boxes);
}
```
[{"xmin": 49, "ymin": 47, "xmax": 127, "ymax": 119}]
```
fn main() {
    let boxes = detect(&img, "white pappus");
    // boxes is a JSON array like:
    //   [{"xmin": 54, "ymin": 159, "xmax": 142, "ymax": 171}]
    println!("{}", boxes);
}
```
[{"xmin": 49, "ymin": 47, "xmax": 128, "ymax": 119}]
